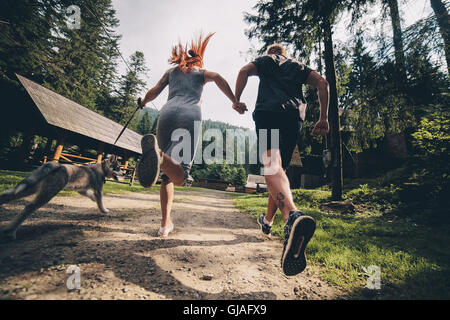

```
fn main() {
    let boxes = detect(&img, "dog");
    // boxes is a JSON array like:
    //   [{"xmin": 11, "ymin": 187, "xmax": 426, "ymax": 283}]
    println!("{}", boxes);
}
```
[{"xmin": 0, "ymin": 155, "xmax": 123, "ymax": 240}]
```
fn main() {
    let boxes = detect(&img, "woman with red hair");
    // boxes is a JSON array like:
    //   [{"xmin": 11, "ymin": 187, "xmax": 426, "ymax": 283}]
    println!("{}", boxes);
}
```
[{"xmin": 137, "ymin": 33, "xmax": 246, "ymax": 237}]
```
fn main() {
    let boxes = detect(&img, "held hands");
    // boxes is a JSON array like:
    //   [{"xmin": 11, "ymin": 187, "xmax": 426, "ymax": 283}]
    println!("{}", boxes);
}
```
[
  {"xmin": 312, "ymin": 118, "xmax": 329, "ymax": 136},
  {"xmin": 232, "ymin": 101, "xmax": 248, "ymax": 114}
]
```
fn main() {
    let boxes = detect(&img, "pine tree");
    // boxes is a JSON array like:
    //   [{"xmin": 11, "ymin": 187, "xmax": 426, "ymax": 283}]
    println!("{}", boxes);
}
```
[
  {"xmin": 136, "ymin": 112, "xmax": 153, "ymax": 135},
  {"xmin": 107, "ymin": 51, "xmax": 149, "ymax": 125},
  {"xmin": 44, "ymin": 0, "xmax": 121, "ymax": 112},
  {"xmin": 430, "ymin": 0, "xmax": 450, "ymax": 73},
  {"xmin": 0, "ymin": 0, "xmax": 56, "ymax": 87},
  {"xmin": 384, "ymin": 0, "xmax": 408, "ymax": 86}
]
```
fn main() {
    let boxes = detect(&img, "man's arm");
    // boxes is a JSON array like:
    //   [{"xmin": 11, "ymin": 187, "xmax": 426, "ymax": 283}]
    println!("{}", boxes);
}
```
[
  {"xmin": 235, "ymin": 63, "xmax": 258, "ymax": 103},
  {"xmin": 305, "ymin": 71, "xmax": 330, "ymax": 136}
]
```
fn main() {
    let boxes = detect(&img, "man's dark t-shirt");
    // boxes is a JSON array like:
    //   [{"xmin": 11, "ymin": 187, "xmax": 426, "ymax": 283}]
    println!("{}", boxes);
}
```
[{"xmin": 252, "ymin": 54, "xmax": 313, "ymax": 114}]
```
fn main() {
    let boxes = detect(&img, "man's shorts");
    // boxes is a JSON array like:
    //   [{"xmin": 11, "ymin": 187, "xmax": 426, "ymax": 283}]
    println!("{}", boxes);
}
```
[{"xmin": 253, "ymin": 110, "xmax": 303, "ymax": 169}]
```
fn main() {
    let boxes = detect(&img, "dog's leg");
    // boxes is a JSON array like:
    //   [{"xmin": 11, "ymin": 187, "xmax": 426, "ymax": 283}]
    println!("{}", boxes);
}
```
[
  {"xmin": 0, "ymin": 183, "xmax": 40, "ymax": 206},
  {"xmin": 78, "ymin": 190, "xmax": 96, "ymax": 202},
  {"xmin": 0, "ymin": 174, "xmax": 67, "ymax": 240},
  {"xmin": 94, "ymin": 191, "xmax": 109, "ymax": 214}
]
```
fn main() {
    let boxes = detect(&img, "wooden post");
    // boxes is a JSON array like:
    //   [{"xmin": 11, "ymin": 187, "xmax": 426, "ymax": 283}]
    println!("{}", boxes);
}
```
[
  {"xmin": 52, "ymin": 132, "xmax": 65, "ymax": 162},
  {"xmin": 43, "ymin": 138, "xmax": 54, "ymax": 163},
  {"xmin": 129, "ymin": 167, "xmax": 136, "ymax": 186},
  {"xmin": 97, "ymin": 142, "xmax": 105, "ymax": 162},
  {"xmin": 123, "ymin": 151, "xmax": 129, "ymax": 169}
]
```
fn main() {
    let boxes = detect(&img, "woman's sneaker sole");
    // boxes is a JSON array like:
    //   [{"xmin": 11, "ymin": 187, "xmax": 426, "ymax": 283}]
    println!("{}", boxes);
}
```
[
  {"xmin": 137, "ymin": 134, "xmax": 161, "ymax": 188},
  {"xmin": 281, "ymin": 215, "xmax": 316, "ymax": 276}
]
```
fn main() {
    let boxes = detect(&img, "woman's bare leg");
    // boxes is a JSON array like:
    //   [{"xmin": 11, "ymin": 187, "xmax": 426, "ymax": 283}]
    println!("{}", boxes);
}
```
[
  {"xmin": 157, "ymin": 151, "xmax": 186, "ymax": 232},
  {"xmin": 160, "ymin": 176, "xmax": 174, "ymax": 228},
  {"xmin": 160, "ymin": 153, "xmax": 185, "ymax": 186}
]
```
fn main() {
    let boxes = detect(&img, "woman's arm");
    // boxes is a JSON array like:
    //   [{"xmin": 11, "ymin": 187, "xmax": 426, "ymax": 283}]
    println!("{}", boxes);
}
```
[
  {"xmin": 139, "ymin": 69, "xmax": 170, "ymax": 108},
  {"xmin": 204, "ymin": 70, "xmax": 247, "ymax": 114}
]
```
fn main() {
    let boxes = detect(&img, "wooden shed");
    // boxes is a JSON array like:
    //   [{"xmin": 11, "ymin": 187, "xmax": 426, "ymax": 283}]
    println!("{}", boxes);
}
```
[{"xmin": 1, "ymin": 74, "xmax": 143, "ymax": 183}]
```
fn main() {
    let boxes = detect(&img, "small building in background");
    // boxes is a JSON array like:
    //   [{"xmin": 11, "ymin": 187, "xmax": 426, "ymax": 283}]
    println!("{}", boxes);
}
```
[{"xmin": 245, "ymin": 174, "xmax": 267, "ymax": 194}]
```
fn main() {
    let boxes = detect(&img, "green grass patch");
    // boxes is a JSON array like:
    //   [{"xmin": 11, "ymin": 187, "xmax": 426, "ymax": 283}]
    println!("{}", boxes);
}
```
[
  {"xmin": 0, "ymin": 169, "xmax": 200, "ymax": 197},
  {"xmin": 232, "ymin": 186, "xmax": 450, "ymax": 299}
]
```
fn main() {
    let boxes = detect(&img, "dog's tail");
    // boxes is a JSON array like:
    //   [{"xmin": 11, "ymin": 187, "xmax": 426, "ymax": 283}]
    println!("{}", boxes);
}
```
[{"xmin": 0, "ymin": 162, "xmax": 61, "ymax": 204}]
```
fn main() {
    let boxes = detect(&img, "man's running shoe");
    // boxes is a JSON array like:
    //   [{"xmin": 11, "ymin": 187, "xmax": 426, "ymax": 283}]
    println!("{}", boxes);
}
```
[
  {"xmin": 257, "ymin": 214, "xmax": 272, "ymax": 235},
  {"xmin": 281, "ymin": 211, "xmax": 316, "ymax": 276}
]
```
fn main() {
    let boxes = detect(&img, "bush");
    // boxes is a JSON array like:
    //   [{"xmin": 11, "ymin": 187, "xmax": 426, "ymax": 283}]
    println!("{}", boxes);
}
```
[
  {"xmin": 409, "ymin": 112, "xmax": 450, "ymax": 215},
  {"xmin": 233, "ymin": 167, "xmax": 247, "ymax": 186},
  {"xmin": 411, "ymin": 112, "xmax": 450, "ymax": 180}
]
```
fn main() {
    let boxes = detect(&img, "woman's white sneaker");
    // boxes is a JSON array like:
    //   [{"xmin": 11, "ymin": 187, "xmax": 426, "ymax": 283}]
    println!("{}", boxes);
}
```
[{"xmin": 158, "ymin": 222, "xmax": 174, "ymax": 237}]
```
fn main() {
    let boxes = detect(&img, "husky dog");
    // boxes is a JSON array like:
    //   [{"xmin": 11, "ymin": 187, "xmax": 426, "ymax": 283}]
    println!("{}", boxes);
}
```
[{"xmin": 0, "ymin": 155, "xmax": 123, "ymax": 240}]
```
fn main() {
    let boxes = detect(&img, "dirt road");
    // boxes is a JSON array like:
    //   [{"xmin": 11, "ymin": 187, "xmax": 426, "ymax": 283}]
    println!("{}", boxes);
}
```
[{"xmin": 0, "ymin": 188, "xmax": 342, "ymax": 300}]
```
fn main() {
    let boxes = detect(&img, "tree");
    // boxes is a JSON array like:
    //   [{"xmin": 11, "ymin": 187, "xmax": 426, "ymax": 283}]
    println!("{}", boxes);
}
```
[
  {"xmin": 245, "ymin": 0, "xmax": 374, "ymax": 199},
  {"xmin": 0, "ymin": 0, "xmax": 57, "ymax": 88},
  {"xmin": 430, "ymin": 0, "xmax": 450, "ymax": 73},
  {"xmin": 44, "ymin": 0, "xmax": 121, "ymax": 112},
  {"xmin": 384, "ymin": 0, "xmax": 408, "ymax": 86},
  {"xmin": 136, "ymin": 112, "xmax": 153, "ymax": 135},
  {"xmin": 108, "ymin": 51, "xmax": 149, "ymax": 125},
  {"xmin": 342, "ymin": 33, "xmax": 385, "ymax": 152}
]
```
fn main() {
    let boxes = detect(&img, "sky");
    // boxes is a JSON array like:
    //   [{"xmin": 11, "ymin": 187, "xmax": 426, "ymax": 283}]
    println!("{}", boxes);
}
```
[{"xmin": 111, "ymin": 0, "xmax": 434, "ymax": 129}]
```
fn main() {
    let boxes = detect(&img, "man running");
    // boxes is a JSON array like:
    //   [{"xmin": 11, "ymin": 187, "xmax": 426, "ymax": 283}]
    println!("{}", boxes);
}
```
[{"xmin": 234, "ymin": 44, "xmax": 329, "ymax": 276}]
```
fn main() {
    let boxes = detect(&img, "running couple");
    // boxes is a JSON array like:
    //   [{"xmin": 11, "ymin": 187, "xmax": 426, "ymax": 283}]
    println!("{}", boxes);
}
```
[{"xmin": 137, "ymin": 33, "xmax": 329, "ymax": 276}]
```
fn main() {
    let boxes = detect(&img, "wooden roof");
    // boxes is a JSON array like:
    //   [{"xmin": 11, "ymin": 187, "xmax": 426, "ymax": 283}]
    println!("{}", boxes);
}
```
[{"xmin": 16, "ymin": 74, "xmax": 142, "ymax": 154}]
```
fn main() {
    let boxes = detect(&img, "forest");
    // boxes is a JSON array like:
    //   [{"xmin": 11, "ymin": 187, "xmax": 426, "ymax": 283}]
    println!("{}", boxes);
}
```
[
  {"xmin": 0, "ymin": 0, "xmax": 449, "ymax": 301},
  {"xmin": 0, "ymin": 0, "xmax": 448, "ymax": 209}
]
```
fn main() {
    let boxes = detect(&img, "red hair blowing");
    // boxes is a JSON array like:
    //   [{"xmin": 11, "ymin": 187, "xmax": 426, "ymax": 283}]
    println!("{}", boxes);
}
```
[{"xmin": 169, "ymin": 33, "xmax": 215, "ymax": 72}]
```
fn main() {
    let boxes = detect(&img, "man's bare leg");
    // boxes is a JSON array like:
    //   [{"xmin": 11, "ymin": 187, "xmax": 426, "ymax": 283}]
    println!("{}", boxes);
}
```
[
  {"xmin": 264, "ymin": 167, "xmax": 288, "ymax": 223},
  {"xmin": 262, "ymin": 149, "xmax": 297, "ymax": 223},
  {"xmin": 265, "ymin": 194, "xmax": 278, "ymax": 223}
]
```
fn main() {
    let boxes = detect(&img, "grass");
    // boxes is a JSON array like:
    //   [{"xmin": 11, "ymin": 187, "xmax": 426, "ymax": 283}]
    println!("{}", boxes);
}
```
[
  {"xmin": 0, "ymin": 169, "xmax": 199, "ymax": 197},
  {"xmin": 232, "ymin": 170, "xmax": 450, "ymax": 299},
  {"xmin": 2, "ymin": 168, "xmax": 448, "ymax": 299}
]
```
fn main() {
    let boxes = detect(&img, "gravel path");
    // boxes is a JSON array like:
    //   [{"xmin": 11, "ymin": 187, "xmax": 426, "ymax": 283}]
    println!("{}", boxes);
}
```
[{"xmin": 0, "ymin": 188, "xmax": 343, "ymax": 300}]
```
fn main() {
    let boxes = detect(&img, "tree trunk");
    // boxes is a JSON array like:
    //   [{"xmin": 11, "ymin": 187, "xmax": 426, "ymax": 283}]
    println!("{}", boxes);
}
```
[
  {"xmin": 323, "ymin": 19, "xmax": 343, "ymax": 201},
  {"xmin": 386, "ymin": 0, "xmax": 408, "ymax": 85},
  {"xmin": 430, "ymin": 0, "xmax": 450, "ymax": 73}
]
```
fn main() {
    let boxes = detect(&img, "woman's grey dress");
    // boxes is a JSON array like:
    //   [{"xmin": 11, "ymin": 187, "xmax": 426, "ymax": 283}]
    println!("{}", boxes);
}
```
[{"xmin": 156, "ymin": 67, "xmax": 204, "ymax": 180}]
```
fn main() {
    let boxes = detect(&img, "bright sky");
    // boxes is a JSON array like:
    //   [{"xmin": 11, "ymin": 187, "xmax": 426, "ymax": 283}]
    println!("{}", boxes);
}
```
[{"xmin": 111, "ymin": 0, "xmax": 434, "ymax": 129}]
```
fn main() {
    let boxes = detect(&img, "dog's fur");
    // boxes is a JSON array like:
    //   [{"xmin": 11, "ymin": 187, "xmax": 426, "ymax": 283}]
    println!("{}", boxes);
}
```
[{"xmin": 0, "ymin": 155, "xmax": 123, "ymax": 240}]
